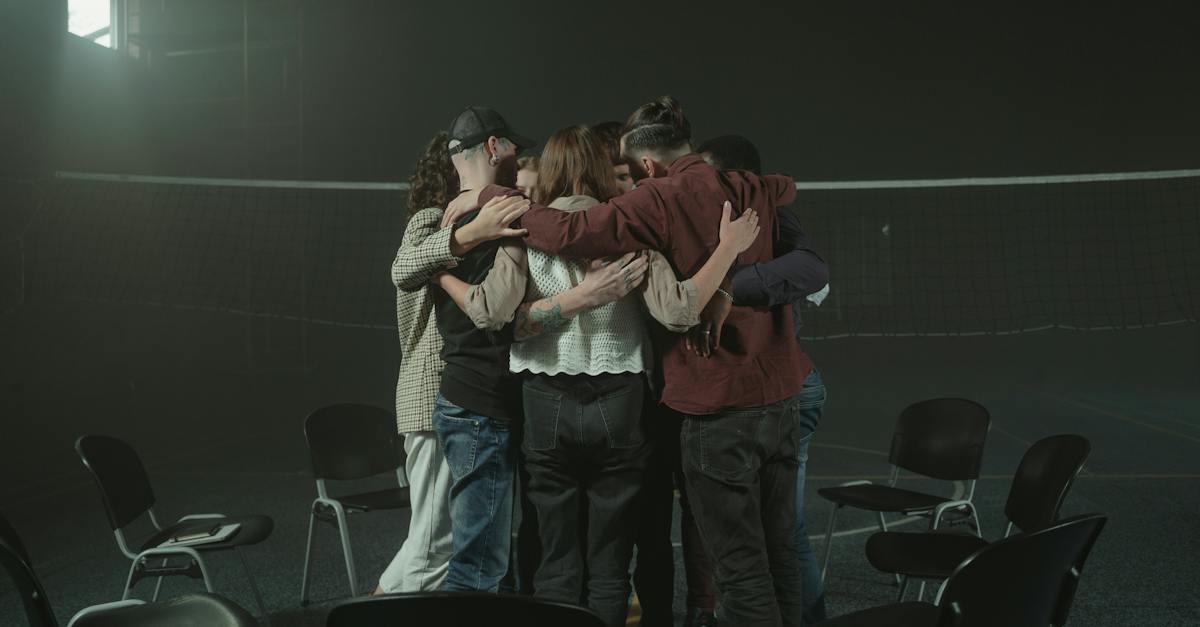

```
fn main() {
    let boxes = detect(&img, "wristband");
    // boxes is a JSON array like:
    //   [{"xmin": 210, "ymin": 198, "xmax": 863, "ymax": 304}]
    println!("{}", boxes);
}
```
[{"xmin": 716, "ymin": 287, "xmax": 734, "ymax": 303}]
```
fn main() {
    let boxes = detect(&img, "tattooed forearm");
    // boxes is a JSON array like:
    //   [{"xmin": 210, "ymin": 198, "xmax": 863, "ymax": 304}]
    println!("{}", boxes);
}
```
[
  {"xmin": 532, "ymin": 302, "xmax": 568, "ymax": 330},
  {"xmin": 514, "ymin": 299, "xmax": 570, "ymax": 341}
]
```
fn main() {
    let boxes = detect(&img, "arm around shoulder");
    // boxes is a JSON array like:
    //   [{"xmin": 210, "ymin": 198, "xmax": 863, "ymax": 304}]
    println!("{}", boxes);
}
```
[{"xmin": 391, "ymin": 208, "xmax": 464, "ymax": 291}]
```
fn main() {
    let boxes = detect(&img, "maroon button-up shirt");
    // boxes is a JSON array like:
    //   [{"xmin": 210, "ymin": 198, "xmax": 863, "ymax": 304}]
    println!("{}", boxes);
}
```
[{"xmin": 478, "ymin": 154, "xmax": 812, "ymax": 415}]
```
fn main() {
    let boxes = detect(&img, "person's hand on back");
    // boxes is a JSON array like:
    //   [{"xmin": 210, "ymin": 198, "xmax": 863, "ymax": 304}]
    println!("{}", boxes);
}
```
[
  {"xmin": 718, "ymin": 203, "xmax": 760, "ymax": 254},
  {"xmin": 580, "ymin": 252, "xmax": 649, "ymax": 307},
  {"xmin": 685, "ymin": 202, "xmax": 758, "ymax": 356},
  {"xmin": 447, "ymin": 195, "xmax": 529, "ymax": 256},
  {"xmin": 441, "ymin": 188, "xmax": 485, "ymax": 228}
]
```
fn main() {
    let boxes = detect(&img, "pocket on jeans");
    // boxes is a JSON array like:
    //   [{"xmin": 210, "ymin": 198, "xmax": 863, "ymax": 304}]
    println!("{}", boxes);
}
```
[
  {"xmin": 433, "ymin": 398, "xmax": 481, "ymax": 480},
  {"xmin": 522, "ymin": 384, "xmax": 562, "ymax": 451},
  {"xmin": 697, "ymin": 413, "xmax": 757, "ymax": 479},
  {"xmin": 597, "ymin": 383, "xmax": 645, "ymax": 449}
]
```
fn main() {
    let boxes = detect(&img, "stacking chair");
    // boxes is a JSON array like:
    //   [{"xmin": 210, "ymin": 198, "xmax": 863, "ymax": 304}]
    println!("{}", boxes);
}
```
[
  {"xmin": 327, "ymin": 592, "xmax": 606, "ymax": 627},
  {"xmin": 75, "ymin": 435, "xmax": 273, "ymax": 613},
  {"xmin": 818, "ymin": 398, "xmax": 991, "ymax": 583},
  {"xmin": 300, "ymin": 403, "xmax": 410, "ymax": 604},
  {"xmin": 0, "ymin": 510, "xmax": 256, "ymax": 627},
  {"xmin": 817, "ymin": 513, "xmax": 1108, "ymax": 627},
  {"xmin": 865, "ymin": 434, "xmax": 1091, "ymax": 601}
]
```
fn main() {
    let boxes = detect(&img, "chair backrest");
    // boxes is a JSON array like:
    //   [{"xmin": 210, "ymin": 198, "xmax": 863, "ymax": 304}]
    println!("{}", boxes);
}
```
[
  {"xmin": 0, "ymin": 511, "xmax": 60, "ymax": 627},
  {"xmin": 75, "ymin": 435, "xmax": 157, "ymax": 531},
  {"xmin": 936, "ymin": 513, "xmax": 1107, "ymax": 627},
  {"xmin": 1005, "ymin": 434, "xmax": 1091, "ymax": 533},
  {"xmin": 890, "ymin": 398, "xmax": 991, "ymax": 480},
  {"xmin": 326, "ymin": 592, "xmax": 606, "ymax": 627},
  {"xmin": 305, "ymin": 404, "xmax": 404, "ymax": 481}
]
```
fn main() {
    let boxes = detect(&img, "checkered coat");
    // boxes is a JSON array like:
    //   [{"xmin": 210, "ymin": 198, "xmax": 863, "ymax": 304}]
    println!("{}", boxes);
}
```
[{"xmin": 390, "ymin": 207, "xmax": 461, "ymax": 433}]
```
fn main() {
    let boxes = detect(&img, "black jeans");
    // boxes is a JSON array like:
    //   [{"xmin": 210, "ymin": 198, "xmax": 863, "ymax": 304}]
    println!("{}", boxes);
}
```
[
  {"xmin": 681, "ymin": 396, "xmax": 804, "ymax": 627},
  {"xmin": 631, "ymin": 405, "xmax": 680, "ymax": 627},
  {"xmin": 521, "ymin": 372, "xmax": 650, "ymax": 627}
]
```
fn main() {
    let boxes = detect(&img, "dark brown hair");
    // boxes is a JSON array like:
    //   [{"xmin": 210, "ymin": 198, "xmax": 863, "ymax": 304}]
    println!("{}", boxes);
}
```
[
  {"xmin": 623, "ymin": 95, "xmax": 691, "ymax": 138},
  {"xmin": 533, "ymin": 125, "xmax": 618, "ymax": 204},
  {"xmin": 697, "ymin": 134, "xmax": 763, "ymax": 175},
  {"xmin": 590, "ymin": 120, "xmax": 625, "ymax": 166},
  {"xmin": 621, "ymin": 95, "xmax": 692, "ymax": 157},
  {"xmin": 406, "ymin": 131, "xmax": 459, "ymax": 215}
]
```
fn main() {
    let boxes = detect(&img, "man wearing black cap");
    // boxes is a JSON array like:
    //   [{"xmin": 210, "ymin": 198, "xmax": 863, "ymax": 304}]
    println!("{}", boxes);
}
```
[{"xmin": 428, "ymin": 106, "xmax": 537, "ymax": 593}]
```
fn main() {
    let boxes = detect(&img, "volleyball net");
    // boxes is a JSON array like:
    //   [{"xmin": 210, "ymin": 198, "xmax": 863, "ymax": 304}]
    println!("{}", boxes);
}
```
[{"xmin": 4, "ymin": 168, "xmax": 1198, "ymax": 339}]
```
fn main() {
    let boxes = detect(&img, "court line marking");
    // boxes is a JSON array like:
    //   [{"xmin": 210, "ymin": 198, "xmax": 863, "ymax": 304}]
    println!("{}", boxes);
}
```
[
  {"xmin": 1044, "ymin": 392, "xmax": 1200, "ymax": 446},
  {"xmin": 990, "ymin": 425, "xmax": 1035, "ymax": 447},
  {"xmin": 811, "ymin": 442, "xmax": 890, "ymax": 457},
  {"xmin": 1084, "ymin": 395, "xmax": 1200, "ymax": 432}
]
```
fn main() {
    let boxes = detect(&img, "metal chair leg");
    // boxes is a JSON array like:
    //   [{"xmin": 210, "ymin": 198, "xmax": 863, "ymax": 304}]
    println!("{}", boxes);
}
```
[
  {"xmin": 821, "ymin": 505, "xmax": 840, "ymax": 583},
  {"xmin": 918, "ymin": 580, "xmax": 927, "ymax": 602},
  {"xmin": 151, "ymin": 557, "xmax": 168, "ymax": 601},
  {"xmin": 876, "ymin": 512, "xmax": 902, "ymax": 587},
  {"xmin": 896, "ymin": 575, "xmax": 909, "ymax": 602},
  {"xmin": 237, "ymin": 547, "xmax": 267, "ymax": 617},
  {"xmin": 299, "ymin": 507, "xmax": 318, "ymax": 606},
  {"xmin": 970, "ymin": 504, "xmax": 985, "ymax": 538},
  {"xmin": 195, "ymin": 554, "xmax": 215, "ymax": 593},
  {"xmin": 122, "ymin": 558, "xmax": 140, "ymax": 600},
  {"xmin": 332, "ymin": 504, "xmax": 358, "ymax": 596}
]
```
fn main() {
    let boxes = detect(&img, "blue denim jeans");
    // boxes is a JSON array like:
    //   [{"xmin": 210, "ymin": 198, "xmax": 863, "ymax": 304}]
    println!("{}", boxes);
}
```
[
  {"xmin": 432, "ymin": 394, "xmax": 516, "ymax": 592},
  {"xmin": 793, "ymin": 369, "xmax": 827, "ymax": 624}
]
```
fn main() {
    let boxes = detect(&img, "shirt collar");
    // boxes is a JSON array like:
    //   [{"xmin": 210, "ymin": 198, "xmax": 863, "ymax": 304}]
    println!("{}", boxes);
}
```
[{"xmin": 667, "ymin": 153, "xmax": 707, "ymax": 177}]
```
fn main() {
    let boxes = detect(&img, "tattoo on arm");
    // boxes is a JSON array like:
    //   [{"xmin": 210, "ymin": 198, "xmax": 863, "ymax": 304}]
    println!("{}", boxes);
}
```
[{"xmin": 513, "ymin": 299, "xmax": 569, "ymax": 341}]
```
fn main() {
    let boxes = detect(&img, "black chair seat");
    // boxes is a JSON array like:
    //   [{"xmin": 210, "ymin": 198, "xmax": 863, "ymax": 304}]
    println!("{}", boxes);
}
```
[
  {"xmin": 330, "ymin": 487, "xmax": 410, "ymax": 512},
  {"xmin": 72, "ymin": 593, "xmax": 258, "ymax": 627},
  {"xmin": 816, "ymin": 601, "xmax": 938, "ymax": 627},
  {"xmin": 866, "ymin": 530, "xmax": 989, "ymax": 579},
  {"xmin": 139, "ymin": 515, "xmax": 274, "ymax": 553},
  {"xmin": 818, "ymin": 483, "xmax": 952, "ymax": 513}
]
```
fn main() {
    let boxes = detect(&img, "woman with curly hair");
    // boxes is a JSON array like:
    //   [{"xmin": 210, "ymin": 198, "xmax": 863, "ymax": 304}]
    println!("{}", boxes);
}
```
[{"xmin": 406, "ymin": 132, "xmax": 459, "ymax": 216}]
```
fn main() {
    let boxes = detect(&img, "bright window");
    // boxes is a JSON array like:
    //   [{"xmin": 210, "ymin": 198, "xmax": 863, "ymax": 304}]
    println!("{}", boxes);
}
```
[{"xmin": 68, "ymin": 0, "xmax": 115, "ymax": 48}]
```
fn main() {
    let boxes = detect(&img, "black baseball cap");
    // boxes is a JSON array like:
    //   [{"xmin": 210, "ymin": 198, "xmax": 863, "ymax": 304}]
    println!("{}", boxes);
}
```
[{"xmin": 447, "ymin": 106, "xmax": 535, "ymax": 155}]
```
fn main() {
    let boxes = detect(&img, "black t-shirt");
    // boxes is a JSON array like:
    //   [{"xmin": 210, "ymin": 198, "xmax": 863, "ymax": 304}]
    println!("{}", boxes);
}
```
[{"xmin": 433, "ymin": 209, "xmax": 522, "ymax": 421}]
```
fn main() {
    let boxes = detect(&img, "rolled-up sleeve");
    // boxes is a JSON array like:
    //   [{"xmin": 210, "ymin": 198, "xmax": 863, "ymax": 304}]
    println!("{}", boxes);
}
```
[
  {"xmin": 462, "ymin": 242, "xmax": 528, "ymax": 331},
  {"xmin": 639, "ymin": 251, "xmax": 699, "ymax": 332}
]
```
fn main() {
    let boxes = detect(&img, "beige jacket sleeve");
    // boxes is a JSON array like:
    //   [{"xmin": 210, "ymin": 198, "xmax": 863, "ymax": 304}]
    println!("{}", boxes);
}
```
[
  {"xmin": 462, "ymin": 241, "xmax": 529, "ymax": 331},
  {"xmin": 640, "ymin": 250, "xmax": 699, "ymax": 333}
]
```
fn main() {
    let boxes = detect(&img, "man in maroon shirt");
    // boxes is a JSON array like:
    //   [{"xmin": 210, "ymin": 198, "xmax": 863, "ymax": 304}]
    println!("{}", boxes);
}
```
[{"xmin": 450, "ymin": 97, "xmax": 810, "ymax": 627}]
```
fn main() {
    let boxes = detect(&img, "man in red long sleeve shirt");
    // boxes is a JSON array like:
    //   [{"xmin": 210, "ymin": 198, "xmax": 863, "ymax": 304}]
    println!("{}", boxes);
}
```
[{"xmin": 450, "ymin": 97, "xmax": 811, "ymax": 627}]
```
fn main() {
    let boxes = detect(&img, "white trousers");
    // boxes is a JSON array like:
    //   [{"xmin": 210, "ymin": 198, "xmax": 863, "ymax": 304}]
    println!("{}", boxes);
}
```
[{"xmin": 377, "ymin": 430, "xmax": 454, "ymax": 592}]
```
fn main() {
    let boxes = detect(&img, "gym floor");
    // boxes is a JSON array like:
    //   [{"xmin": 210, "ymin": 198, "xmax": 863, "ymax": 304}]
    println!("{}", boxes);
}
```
[{"xmin": 1, "ymin": 304, "xmax": 1197, "ymax": 626}]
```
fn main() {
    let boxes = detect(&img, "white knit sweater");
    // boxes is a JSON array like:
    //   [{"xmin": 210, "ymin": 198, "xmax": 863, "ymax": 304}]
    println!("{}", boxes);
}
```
[{"xmin": 509, "ymin": 195, "xmax": 653, "ymax": 376}]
